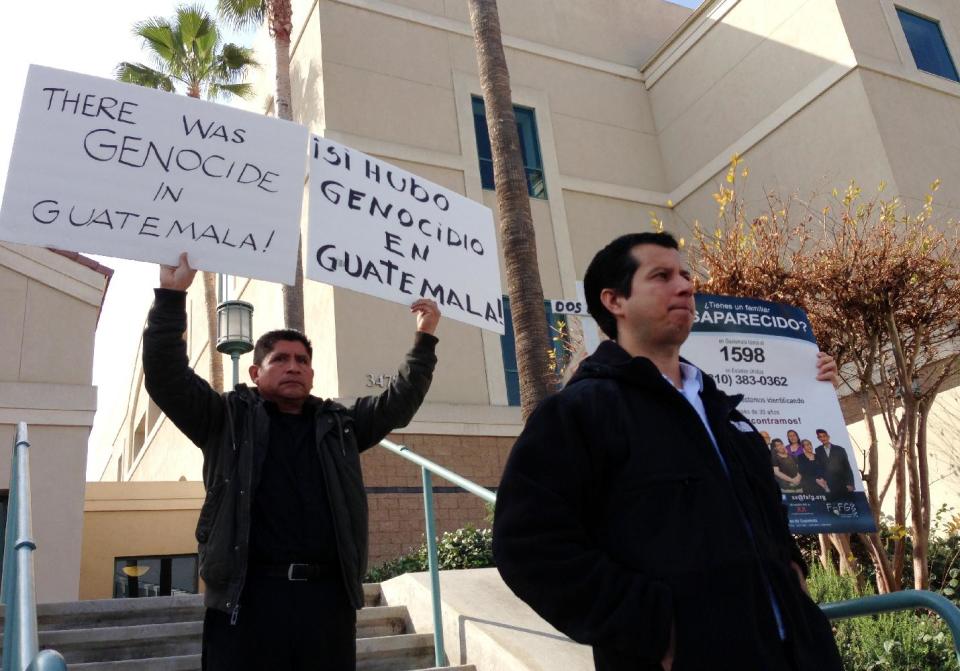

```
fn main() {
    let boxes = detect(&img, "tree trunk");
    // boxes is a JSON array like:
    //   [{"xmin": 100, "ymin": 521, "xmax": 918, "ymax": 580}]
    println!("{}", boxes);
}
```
[
  {"xmin": 818, "ymin": 534, "xmax": 833, "ymax": 570},
  {"xmin": 858, "ymin": 531, "xmax": 896, "ymax": 594},
  {"xmin": 202, "ymin": 270, "xmax": 224, "ymax": 392},
  {"xmin": 828, "ymin": 533, "xmax": 865, "ymax": 591},
  {"xmin": 893, "ymin": 428, "xmax": 907, "ymax": 586},
  {"xmin": 911, "ymin": 403, "xmax": 931, "ymax": 589},
  {"xmin": 466, "ymin": 0, "xmax": 551, "ymax": 420},
  {"xmin": 271, "ymin": 0, "xmax": 305, "ymax": 332}
]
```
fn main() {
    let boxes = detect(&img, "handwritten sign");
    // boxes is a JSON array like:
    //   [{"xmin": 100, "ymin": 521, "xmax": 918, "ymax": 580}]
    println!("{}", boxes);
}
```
[
  {"xmin": 307, "ymin": 137, "xmax": 504, "ymax": 333},
  {"xmin": 0, "ymin": 65, "xmax": 307, "ymax": 284}
]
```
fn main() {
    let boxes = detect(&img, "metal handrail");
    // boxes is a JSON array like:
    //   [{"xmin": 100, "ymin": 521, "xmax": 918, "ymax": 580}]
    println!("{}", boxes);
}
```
[
  {"xmin": 822, "ymin": 590, "xmax": 960, "ymax": 664},
  {"xmin": 1, "ymin": 423, "xmax": 66, "ymax": 671},
  {"xmin": 377, "ymin": 438, "xmax": 496, "ymax": 667}
]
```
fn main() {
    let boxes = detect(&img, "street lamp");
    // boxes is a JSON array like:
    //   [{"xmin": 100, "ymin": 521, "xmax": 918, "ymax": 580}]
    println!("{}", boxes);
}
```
[{"xmin": 216, "ymin": 300, "xmax": 254, "ymax": 388}]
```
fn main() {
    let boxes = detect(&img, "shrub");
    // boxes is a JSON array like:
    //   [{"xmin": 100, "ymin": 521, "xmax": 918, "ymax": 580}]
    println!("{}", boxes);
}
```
[
  {"xmin": 365, "ymin": 526, "xmax": 493, "ymax": 582},
  {"xmin": 809, "ymin": 565, "xmax": 959, "ymax": 670}
]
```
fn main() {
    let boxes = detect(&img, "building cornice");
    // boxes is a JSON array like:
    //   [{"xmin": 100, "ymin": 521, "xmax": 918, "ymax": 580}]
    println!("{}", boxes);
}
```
[
  {"xmin": 0, "ymin": 243, "xmax": 109, "ymax": 309},
  {"xmin": 642, "ymin": 0, "xmax": 739, "ymax": 88},
  {"xmin": 316, "ymin": 0, "xmax": 644, "ymax": 81}
]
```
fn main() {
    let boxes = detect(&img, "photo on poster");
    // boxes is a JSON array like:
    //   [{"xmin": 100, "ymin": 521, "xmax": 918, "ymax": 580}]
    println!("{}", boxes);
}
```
[{"xmin": 681, "ymin": 294, "xmax": 877, "ymax": 534}]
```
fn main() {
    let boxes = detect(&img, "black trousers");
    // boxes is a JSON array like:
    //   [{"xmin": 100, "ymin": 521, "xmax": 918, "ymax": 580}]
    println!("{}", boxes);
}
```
[{"xmin": 202, "ymin": 573, "xmax": 356, "ymax": 670}]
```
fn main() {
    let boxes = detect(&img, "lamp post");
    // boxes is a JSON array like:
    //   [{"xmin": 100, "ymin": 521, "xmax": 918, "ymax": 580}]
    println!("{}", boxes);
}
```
[{"xmin": 216, "ymin": 300, "xmax": 255, "ymax": 388}]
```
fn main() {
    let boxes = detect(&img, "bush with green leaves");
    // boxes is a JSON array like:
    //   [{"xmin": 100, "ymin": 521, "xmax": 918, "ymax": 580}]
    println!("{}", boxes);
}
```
[
  {"xmin": 364, "ymin": 526, "xmax": 493, "ymax": 583},
  {"xmin": 809, "ymin": 564, "xmax": 959, "ymax": 670}
]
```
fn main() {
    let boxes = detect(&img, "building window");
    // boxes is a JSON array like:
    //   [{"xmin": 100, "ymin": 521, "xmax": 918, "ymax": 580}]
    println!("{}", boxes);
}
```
[
  {"xmin": 499, "ymin": 297, "xmax": 564, "ymax": 406},
  {"xmin": 132, "ymin": 414, "xmax": 146, "ymax": 461},
  {"xmin": 114, "ymin": 555, "xmax": 199, "ymax": 598},
  {"xmin": 472, "ymin": 97, "xmax": 547, "ymax": 199},
  {"xmin": 897, "ymin": 8, "xmax": 960, "ymax": 82}
]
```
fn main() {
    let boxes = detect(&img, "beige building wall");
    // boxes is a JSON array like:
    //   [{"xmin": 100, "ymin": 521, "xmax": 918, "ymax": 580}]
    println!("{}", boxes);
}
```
[
  {"xmin": 846, "ymin": 383, "xmax": 960, "ymax": 521},
  {"xmin": 96, "ymin": 0, "xmax": 960, "ymax": 563},
  {"xmin": 0, "ymin": 242, "xmax": 109, "ymax": 602},
  {"xmin": 81, "ymin": 481, "xmax": 205, "ymax": 600}
]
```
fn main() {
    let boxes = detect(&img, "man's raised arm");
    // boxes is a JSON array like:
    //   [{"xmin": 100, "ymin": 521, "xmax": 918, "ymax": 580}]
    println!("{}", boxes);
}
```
[
  {"xmin": 350, "ymin": 299, "xmax": 440, "ymax": 450},
  {"xmin": 142, "ymin": 252, "xmax": 224, "ymax": 449}
]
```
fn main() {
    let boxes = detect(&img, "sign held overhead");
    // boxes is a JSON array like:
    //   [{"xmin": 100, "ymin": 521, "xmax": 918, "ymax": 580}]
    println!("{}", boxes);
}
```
[
  {"xmin": 307, "ymin": 137, "xmax": 504, "ymax": 333},
  {"xmin": 0, "ymin": 65, "xmax": 308, "ymax": 285}
]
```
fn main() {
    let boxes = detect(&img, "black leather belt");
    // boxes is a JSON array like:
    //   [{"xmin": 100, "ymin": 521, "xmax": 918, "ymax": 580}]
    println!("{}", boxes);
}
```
[{"xmin": 249, "ymin": 563, "xmax": 334, "ymax": 582}]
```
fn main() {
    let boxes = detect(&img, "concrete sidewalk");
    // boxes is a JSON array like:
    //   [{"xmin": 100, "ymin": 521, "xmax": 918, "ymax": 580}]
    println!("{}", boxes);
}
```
[{"xmin": 381, "ymin": 568, "xmax": 593, "ymax": 671}]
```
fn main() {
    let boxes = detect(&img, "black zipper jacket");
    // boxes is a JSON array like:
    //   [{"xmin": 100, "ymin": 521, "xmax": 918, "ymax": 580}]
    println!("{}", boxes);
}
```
[
  {"xmin": 142, "ymin": 289, "xmax": 437, "ymax": 617},
  {"xmin": 492, "ymin": 340, "xmax": 842, "ymax": 670}
]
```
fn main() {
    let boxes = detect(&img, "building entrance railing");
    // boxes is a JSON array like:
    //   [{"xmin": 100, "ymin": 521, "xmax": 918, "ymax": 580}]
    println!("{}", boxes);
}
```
[
  {"xmin": 1, "ymin": 423, "xmax": 66, "ymax": 671},
  {"xmin": 377, "ymin": 437, "xmax": 497, "ymax": 667}
]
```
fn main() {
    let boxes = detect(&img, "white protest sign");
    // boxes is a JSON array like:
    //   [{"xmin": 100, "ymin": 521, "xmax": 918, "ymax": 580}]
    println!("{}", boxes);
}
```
[
  {"xmin": 681, "ymin": 294, "xmax": 876, "ymax": 534},
  {"xmin": 0, "ymin": 65, "xmax": 308, "ymax": 284},
  {"xmin": 307, "ymin": 137, "xmax": 504, "ymax": 333}
]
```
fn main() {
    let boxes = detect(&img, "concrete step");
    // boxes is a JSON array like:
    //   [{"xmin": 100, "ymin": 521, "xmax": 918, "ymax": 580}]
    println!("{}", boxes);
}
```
[
  {"xmin": 357, "ymin": 604, "xmax": 409, "ymax": 637},
  {"xmin": 357, "ymin": 632, "xmax": 435, "ymax": 671},
  {"xmin": 67, "ymin": 655, "xmax": 479, "ymax": 671},
  {"xmin": 38, "ymin": 621, "xmax": 201, "ymax": 664},
  {"xmin": 3, "ymin": 583, "xmax": 438, "ymax": 669},
  {"xmin": 364, "ymin": 582, "xmax": 383, "ymax": 607},
  {"xmin": 70, "ymin": 654, "xmax": 201, "ymax": 670},
  {"xmin": 2, "ymin": 584, "xmax": 383, "ymax": 631},
  {"xmin": 36, "ymin": 595, "xmax": 204, "ymax": 630},
  {"xmin": 23, "ymin": 604, "xmax": 410, "ymax": 663}
]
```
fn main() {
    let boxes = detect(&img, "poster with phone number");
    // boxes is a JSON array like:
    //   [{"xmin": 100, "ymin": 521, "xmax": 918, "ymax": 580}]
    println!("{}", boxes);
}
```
[{"xmin": 680, "ymin": 294, "xmax": 876, "ymax": 534}]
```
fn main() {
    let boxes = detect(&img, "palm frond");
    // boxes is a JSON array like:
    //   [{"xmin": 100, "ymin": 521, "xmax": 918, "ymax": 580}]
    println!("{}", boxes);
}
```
[
  {"xmin": 208, "ymin": 81, "xmax": 255, "ymax": 100},
  {"xmin": 132, "ymin": 19, "xmax": 176, "ymax": 59},
  {"xmin": 176, "ymin": 3, "xmax": 215, "ymax": 45},
  {"xmin": 218, "ymin": 43, "xmax": 259, "ymax": 78},
  {"xmin": 114, "ymin": 63, "xmax": 176, "ymax": 92},
  {"xmin": 216, "ymin": 0, "xmax": 266, "ymax": 31}
]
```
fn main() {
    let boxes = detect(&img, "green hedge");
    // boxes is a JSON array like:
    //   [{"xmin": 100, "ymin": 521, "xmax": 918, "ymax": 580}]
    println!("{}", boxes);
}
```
[
  {"xmin": 809, "ymin": 565, "xmax": 959, "ymax": 670},
  {"xmin": 365, "ymin": 526, "xmax": 493, "ymax": 583}
]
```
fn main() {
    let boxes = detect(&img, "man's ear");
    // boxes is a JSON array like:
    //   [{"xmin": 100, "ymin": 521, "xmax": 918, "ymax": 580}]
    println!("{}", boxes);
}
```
[
  {"xmin": 248, "ymin": 365, "xmax": 260, "ymax": 385},
  {"xmin": 599, "ymin": 288, "xmax": 623, "ymax": 317}
]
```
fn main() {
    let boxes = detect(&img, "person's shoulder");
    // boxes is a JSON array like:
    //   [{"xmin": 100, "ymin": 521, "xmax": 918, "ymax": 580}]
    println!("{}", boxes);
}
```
[{"xmin": 552, "ymin": 377, "xmax": 623, "ymax": 411}]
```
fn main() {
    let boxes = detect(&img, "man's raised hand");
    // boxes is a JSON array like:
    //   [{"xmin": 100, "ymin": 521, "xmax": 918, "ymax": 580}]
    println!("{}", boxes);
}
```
[
  {"xmin": 815, "ymin": 352, "xmax": 839, "ymax": 387},
  {"xmin": 159, "ymin": 252, "xmax": 197, "ymax": 292},
  {"xmin": 411, "ymin": 299, "xmax": 441, "ymax": 335}
]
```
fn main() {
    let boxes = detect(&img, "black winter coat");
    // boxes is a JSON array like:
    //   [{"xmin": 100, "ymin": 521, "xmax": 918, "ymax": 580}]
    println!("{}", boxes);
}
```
[
  {"xmin": 142, "ymin": 289, "xmax": 437, "ymax": 617},
  {"xmin": 492, "ymin": 341, "xmax": 842, "ymax": 671}
]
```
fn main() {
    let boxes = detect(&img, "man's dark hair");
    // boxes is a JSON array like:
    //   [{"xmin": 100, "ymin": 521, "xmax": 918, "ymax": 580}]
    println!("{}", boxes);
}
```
[
  {"xmin": 253, "ymin": 329, "xmax": 313, "ymax": 365},
  {"xmin": 583, "ymin": 232, "xmax": 680, "ymax": 339},
  {"xmin": 771, "ymin": 438, "xmax": 784, "ymax": 447},
  {"xmin": 816, "ymin": 429, "xmax": 829, "ymax": 436}
]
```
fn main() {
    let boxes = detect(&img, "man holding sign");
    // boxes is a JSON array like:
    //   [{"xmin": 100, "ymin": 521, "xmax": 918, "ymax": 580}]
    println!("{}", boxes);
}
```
[
  {"xmin": 142, "ymin": 253, "xmax": 440, "ymax": 670},
  {"xmin": 493, "ymin": 233, "xmax": 843, "ymax": 670}
]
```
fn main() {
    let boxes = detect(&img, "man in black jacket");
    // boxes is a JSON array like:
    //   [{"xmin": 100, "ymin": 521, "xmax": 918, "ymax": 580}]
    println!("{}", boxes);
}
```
[
  {"xmin": 143, "ymin": 253, "xmax": 440, "ymax": 670},
  {"xmin": 493, "ymin": 233, "xmax": 844, "ymax": 671}
]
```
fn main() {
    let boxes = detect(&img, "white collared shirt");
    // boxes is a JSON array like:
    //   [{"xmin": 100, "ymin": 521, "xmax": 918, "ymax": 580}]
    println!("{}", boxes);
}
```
[{"xmin": 663, "ymin": 362, "xmax": 725, "ymax": 473}]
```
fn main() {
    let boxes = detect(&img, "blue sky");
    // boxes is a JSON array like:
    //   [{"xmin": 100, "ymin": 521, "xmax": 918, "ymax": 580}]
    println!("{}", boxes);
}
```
[{"xmin": 666, "ymin": 0, "xmax": 703, "ymax": 8}]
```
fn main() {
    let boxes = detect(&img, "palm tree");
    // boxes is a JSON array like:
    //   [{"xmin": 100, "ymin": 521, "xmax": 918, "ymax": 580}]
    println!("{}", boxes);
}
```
[
  {"xmin": 216, "ymin": 0, "xmax": 305, "ymax": 332},
  {"xmin": 117, "ymin": 4, "xmax": 258, "ymax": 393},
  {"xmin": 466, "ymin": 0, "xmax": 552, "ymax": 420}
]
